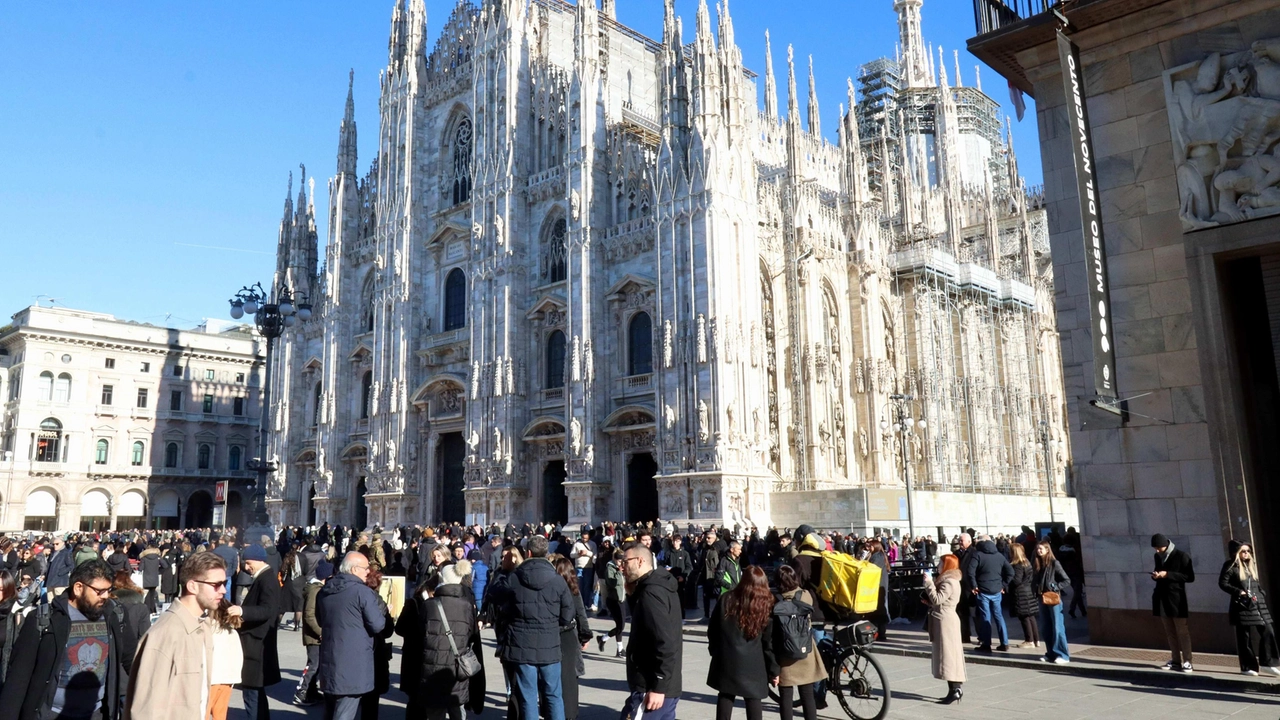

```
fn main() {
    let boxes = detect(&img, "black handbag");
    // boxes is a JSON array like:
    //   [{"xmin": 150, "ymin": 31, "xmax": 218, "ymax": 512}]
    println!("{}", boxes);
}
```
[{"xmin": 434, "ymin": 599, "xmax": 483, "ymax": 679}]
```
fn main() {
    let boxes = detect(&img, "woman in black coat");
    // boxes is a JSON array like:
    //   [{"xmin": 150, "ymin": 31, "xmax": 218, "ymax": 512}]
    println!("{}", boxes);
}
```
[
  {"xmin": 707, "ymin": 565, "xmax": 779, "ymax": 720},
  {"xmin": 1008, "ymin": 544, "xmax": 1040, "ymax": 648},
  {"xmin": 415, "ymin": 566, "xmax": 484, "ymax": 719},
  {"xmin": 554, "ymin": 558, "xmax": 595, "ymax": 720},
  {"xmin": 160, "ymin": 543, "xmax": 186, "ymax": 602},
  {"xmin": 1218, "ymin": 540, "xmax": 1279, "ymax": 675}
]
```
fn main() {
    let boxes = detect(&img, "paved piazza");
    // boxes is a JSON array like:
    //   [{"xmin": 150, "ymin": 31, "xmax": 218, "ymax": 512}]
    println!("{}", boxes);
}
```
[{"xmin": 235, "ymin": 622, "xmax": 1278, "ymax": 720}]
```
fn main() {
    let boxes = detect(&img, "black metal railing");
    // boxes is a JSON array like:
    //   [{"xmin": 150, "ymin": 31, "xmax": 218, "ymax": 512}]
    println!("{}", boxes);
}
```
[{"xmin": 972, "ymin": 0, "xmax": 1060, "ymax": 35}]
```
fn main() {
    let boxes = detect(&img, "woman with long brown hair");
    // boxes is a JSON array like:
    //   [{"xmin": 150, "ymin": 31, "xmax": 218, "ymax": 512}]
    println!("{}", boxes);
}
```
[
  {"xmin": 707, "ymin": 564, "xmax": 778, "ymax": 720},
  {"xmin": 922, "ymin": 553, "xmax": 966, "ymax": 704},
  {"xmin": 1008, "ymin": 543, "xmax": 1040, "ymax": 648},
  {"xmin": 1034, "ymin": 540, "xmax": 1071, "ymax": 664},
  {"xmin": 553, "ymin": 556, "xmax": 594, "ymax": 720}
]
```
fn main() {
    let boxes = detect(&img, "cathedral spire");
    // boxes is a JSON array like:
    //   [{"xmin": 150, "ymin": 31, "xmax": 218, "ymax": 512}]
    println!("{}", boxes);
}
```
[
  {"xmin": 894, "ymin": 0, "xmax": 929, "ymax": 88},
  {"xmin": 337, "ymin": 70, "xmax": 358, "ymax": 177},
  {"xmin": 954, "ymin": 50, "xmax": 963, "ymax": 88},
  {"xmin": 407, "ymin": 0, "xmax": 427, "ymax": 60},
  {"xmin": 807, "ymin": 55, "xmax": 820, "ymax": 137},
  {"xmin": 283, "ymin": 170, "xmax": 294, "ymax": 221},
  {"xmin": 786, "ymin": 45, "xmax": 799, "ymax": 125},
  {"xmin": 388, "ymin": 0, "xmax": 408, "ymax": 70},
  {"xmin": 938, "ymin": 46, "xmax": 948, "ymax": 88},
  {"xmin": 718, "ymin": 0, "xmax": 735, "ymax": 53},
  {"xmin": 602, "ymin": 0, "xmax": 616, "ymax": 21},
  {"xmin": 763, "ymin": 30, "xmax": 778, "ymax": 120}
]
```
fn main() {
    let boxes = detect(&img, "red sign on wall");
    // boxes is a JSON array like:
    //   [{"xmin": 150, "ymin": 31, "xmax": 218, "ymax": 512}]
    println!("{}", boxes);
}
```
[{"xmin": 215, "ymin": 481, "xmax": 228, "ymax": 504}]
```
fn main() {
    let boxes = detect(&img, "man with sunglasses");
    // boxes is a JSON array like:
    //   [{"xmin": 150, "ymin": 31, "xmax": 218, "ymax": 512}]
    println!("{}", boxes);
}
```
[
  {"xmin": 123, "ymin": 551, "xmax": 229, "ymax": 719},
  {"xmin": 0, "ymin": 559, "xmax": 127, "ymax": 720}
]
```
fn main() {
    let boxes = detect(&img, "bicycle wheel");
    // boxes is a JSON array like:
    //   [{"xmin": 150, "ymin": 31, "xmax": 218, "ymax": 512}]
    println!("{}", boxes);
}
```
[{"xmin": 833, "ymin": 648, "xmax": 890, "ymax": 720}]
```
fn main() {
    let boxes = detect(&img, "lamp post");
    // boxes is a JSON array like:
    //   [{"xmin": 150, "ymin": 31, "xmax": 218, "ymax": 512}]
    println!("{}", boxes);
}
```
[
  {"xmin": 228, "ymin": 282, "xmax": 311, "ymax": 535},
  {"xmin": 882, "ymin": 393, "xmax": 927, "ymax": 541},
  {"xmin": 1037, "ymin": 420, "xmax": 1058, "ymax": 524}
]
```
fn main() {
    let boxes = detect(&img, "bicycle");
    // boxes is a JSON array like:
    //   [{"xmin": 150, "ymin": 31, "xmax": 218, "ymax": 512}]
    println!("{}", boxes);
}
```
[{"xmin": 768, "ymin": 620, "xmax": 890, "ymax": 720}]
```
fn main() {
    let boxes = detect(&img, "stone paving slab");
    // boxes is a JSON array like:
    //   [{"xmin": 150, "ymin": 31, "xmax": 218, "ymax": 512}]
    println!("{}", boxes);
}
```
[{"xmin": 224, "ymin": 618, "xmax": 1279, "ymax": 719}]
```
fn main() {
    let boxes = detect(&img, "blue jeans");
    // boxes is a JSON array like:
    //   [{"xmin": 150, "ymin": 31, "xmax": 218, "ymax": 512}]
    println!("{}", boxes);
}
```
[
  {"xmin": 512, "ymin": 662, "xmax": 565, "ymax": 720},
  {"xmin": 619, "ymin": 690, "xmax": 679, "ymax": 720},
  {"xmin": 241, "ymin": 686, "xmax": 269, "ymax": 720},
  {"xmin": 1038, "ymin": 603, "xmax": 1070, "ymax": 660},
  {"xmin": 577, "ymin": 567, "xmax": 596, "ymax": 606},
  {"xmin": 976, "ymin": 592, "xmax": 1009, "ymax": 647}
]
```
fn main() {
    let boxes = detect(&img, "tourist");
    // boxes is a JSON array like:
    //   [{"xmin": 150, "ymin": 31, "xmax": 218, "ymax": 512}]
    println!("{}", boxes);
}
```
[
  {"xmin": 953, "ymin": 532, "xmax": 975, "ymax": 644},
  {"xmin": 1008, "ymin": 543, "xmax": 1040, "ymax": 648},
  {"xmin": 108, "ymin": 570, "xmax": 151, "ymax": 676},
  {"xmin": 922, "ymin": 554, "xmax": 965, "ymax": 704},
  {"xmin": 707, "ymin": 565, "xmax": 777, "ymax": 720},
  {"xmin": 490, "ymin": 534, "xmax": 574, "ymax": 720},
  {"xmin": 596, "ymin": 548, "xmax": 628, "ymax": 657},
  {"xmin": 1061, "ymin": 528, "xmax": 1087, "ymax": 618},
  {"xmin": 124, "ymin": 551, "xmax": 227, "ymax": 720},
  {"xmin": 1218, "ymin": 540, "xmax": 1279, "ymax": 676},
  {"xmin": 553, "ymin": 557, "xmax": 594, "ymax": 720},
  {"xmin": 45, "ymin": 537, "xmax": 73, "ymax": 600},
  {"xmin": 160, "ymin": 541, "xmax": 186, "ymax": 604},
  {"xmin": 966, "ymin": 534, "xmax": 1013, "ymax": 652},
  {"xmin": 864, "ymin": 539, "xmax": 891, "ymax": 641},
  {"xmin": 294, "ymin": 558, "xmax": 332, "ymax": 707},
  {"xmin": 138, "ymin": 542, "xmax": 165, "ymax": 614},
  {"xmin": 718, "ymin": 540, "xmax": 744, "ymax": 596},
  {"xmin": 316, "ymin": 552, "xmax": 387, "ymax": 720},
  {"xmin": 619, "ymin": 542, "xmax": 682, "ymax": 720},
  {"xmin": 700, "ymin": 529, "xmax": 727, "ymax": 621},
  {"xmin": 237, "ymin": 544, "xmax": 282, "ymax": 720},
  {"xmin": 1035, "ymin": 540, "xmax": 1072, "ymax": 665},
  {"xmin": 278, "ymin": 543, "xmax": 304, "ymax": 632},
  {"xmin": 0, "ymin": 559, "xmax": 127, "ymax": 720},
  {"xmin": 570, "ymin": 531, "xmax": 597, "ymax": 609},
  {"xmin": 208, "ymin": 599, "xmax": 245, "ymax": 720},
  {"xmin": 774, "ymin": 566, "xmax": 825, "ymax": 720},
  {"xmin": 1150, "ymin": 533, "xmax": 1195, "ymax": 672},
  {"xmin": 662, "ymin": 534, "xmax": 693, "ymax": 619},
  {"xmin": 0, "ymin": 571, "xmax": 17, "ymax": 683},
  {"xmin": 363, "ymin": 565, "xmax": 396, "ymax": 719},
  {"xmin": 467, "ymin": 550, "xmax": 488, "ymax": 607}
]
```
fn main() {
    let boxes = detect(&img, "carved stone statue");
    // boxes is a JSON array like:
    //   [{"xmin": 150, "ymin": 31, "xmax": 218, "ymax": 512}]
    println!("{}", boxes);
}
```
[{"xmin": 697, "ymin": 400, "xmax": 710, "ymax": 443}]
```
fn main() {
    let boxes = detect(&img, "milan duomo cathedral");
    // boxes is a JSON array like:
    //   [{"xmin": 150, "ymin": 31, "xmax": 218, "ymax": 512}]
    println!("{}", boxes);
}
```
[{"xmin": 264, "ymin": 0, "xmax": 1069, "ymax": 530}]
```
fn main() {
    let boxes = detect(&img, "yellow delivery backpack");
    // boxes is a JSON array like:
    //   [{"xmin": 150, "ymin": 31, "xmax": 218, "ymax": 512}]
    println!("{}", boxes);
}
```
[{"xmin": 817, "ymin": 551, "xmax": 882, "ymax": 615}]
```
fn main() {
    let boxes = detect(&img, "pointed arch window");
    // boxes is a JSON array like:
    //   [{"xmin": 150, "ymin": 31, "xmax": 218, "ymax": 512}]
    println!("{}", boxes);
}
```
[
  {"xmin": 546, "ymin": 330, "xmax": 567, "ymax": 390},
  {"xmin": 312, "ymin": 382, "xmax": 323, "ymax": 426},
  {"xmin": 443, "ymin": 268, "xmax": 466, "ymax": 331},
  {"xmin": 543, "ymin": 217, "xmax": 567, "ymax": 283},
  {"xmin": 95, "ymin": 439, "xmax": 109, "ymax": 465},
  {"xmin": 628, "ymin": 312, "xmax": 653, "ymax": 376},
  {"xmin": 361, "ymin": 371, "xmax": 373, "ymax": 420},
  {"xmin": 360, "ymin": 273, "xmax": 376, "ymax": 333},
  {"xmin": 452, "ymin": 117, "xmax": 473, "ymax": 206}
]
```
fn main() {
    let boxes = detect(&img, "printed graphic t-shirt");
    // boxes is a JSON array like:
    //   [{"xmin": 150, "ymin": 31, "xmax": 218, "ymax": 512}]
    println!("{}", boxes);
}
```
[{"xmin": 51, "ymin": 605, "xmax": 109, "ymax": 719}]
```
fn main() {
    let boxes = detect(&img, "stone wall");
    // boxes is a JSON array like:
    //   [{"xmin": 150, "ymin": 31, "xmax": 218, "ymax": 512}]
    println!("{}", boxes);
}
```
[{"xmin": 1012, "ymin": 0, "xmax": 1280, "ymax": 651}]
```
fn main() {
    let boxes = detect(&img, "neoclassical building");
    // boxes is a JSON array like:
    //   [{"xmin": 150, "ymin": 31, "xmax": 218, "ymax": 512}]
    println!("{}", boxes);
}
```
[
  {"xmin": 0, "ymin": 306, "xmax": 263, "ymax": 531},
  {"xmin": 266, "ymin": 0, "xmax": 1069, "ymax": 530}
]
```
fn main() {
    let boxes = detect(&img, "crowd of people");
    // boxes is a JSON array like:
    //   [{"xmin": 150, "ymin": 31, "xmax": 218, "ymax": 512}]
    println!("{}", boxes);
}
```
[{"xmin": 0, "ymin": 520, "xmax": 1270, "ymax": 719}]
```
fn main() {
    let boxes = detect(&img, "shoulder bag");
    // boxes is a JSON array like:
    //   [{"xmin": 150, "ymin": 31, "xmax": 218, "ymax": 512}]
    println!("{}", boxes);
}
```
[
  {"xmin": 434, "ymin": 599, "xmax": 483, "ymax": 679},
  {"xmin": 1040, "ymin": 562, "xmax": 1061, "ymax": 606}
]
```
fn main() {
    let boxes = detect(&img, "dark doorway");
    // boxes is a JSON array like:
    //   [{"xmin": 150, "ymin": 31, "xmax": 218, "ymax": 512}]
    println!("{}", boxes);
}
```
[
  {"xmin": 626, "ymin": 452, "xmax": 659, "ymax": 523},
  {"xmin": 356, "ymin": 477, "xmax": 368, "ymax": 530},
  {"xmin": 439, "ymin": 433, "xmax": 466, "ymax": 524},
  {"xmin": 1223, "ymin": 256, "xmax": 1280, "ymax": 601},
  {"xmin": 186, "ymin": 491, "xmax": 213, "ymax": 528},
  {"xmin": 306, "ymin": 485, "xmax": 317, "ymax": 527},
  {"xmin": 226, "ymin": 492, "xmax": 244, "ymax": 529},
  {"xmin": 543, "ymin": 460, "xmax": 568, "ymax": 525}
]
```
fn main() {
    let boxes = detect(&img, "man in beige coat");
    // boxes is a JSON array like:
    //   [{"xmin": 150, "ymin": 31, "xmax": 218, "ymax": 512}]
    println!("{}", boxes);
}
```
[{"xmin": 124, "ymin": 551, "xmax": 232, "ymax": 719}]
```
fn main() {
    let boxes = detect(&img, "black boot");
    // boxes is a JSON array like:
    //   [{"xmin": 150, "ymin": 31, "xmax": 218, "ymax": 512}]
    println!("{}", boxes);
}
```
[{"xmin": 938, "ymin": 682, "xmax": 963, "ymax": 705}]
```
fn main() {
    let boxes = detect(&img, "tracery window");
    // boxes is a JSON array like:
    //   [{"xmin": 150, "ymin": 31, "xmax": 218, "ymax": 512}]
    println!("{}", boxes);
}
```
[
  {"xmin": 443, "ymin": 268, "xmax": 466, "ymax": 331},
  {"xmin": 361, "ymin": 273, "xmax": 375, "ymax": 333},
  {"xmin": 543, "ymin": 217, "xmax": 567, "ymax": 283},
  {"xmin": 628, "ymin": 312, "xmax": 653, "ymax": 376},
  {"xmin": 452, "ymin": 117, "xmax": 473, "ymax": 206},
  {"xmin": 545, "ymin": 330, "xmax": 567, "ymax": 389}
]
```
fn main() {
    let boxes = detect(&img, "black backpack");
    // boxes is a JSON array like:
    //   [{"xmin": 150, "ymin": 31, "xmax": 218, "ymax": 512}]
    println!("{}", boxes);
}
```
[{"xmin": 772, "ymin": 594, "xmax": 814, "ymax": 662}]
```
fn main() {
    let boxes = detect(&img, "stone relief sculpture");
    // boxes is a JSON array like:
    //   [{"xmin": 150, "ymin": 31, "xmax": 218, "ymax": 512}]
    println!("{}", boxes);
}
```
[{"xmin": 1167, "ymin": 42, "xmax": 1280, "ymax": 229}]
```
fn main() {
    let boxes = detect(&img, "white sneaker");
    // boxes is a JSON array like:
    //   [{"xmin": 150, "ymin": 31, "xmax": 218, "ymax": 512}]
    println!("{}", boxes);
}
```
[
  {"xmin": 1053, "ymin": 657, "xmax": 1070, "ymax": 665},
  {"xmin": 1265, "ymin": 667, "xmax": 1280, "ymax": 677},
  {"xmin": 1181, "ymin": 662, "xmax": 1193, "ymax": 673},
  {"xmin": 1160, "ymin": 661, "xmax": 1177, "ymax": 671},
  {"xmin": 1243, "ymin": 669, "xmax": 1259, "ymax": 676}
]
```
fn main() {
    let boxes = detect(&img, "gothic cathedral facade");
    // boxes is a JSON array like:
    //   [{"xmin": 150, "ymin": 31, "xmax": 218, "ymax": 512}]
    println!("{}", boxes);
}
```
[{"xmin": 266, "ymin": 0, "xmax": 1068, "ymax": 530}]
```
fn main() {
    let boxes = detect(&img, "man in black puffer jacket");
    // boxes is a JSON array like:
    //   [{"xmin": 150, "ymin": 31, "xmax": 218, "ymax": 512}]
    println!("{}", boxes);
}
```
[
  {"xmin": 965, "ymin": 535, "xmax": 1014, "ymax": 651},
  {"xmin": 491, "ymin": 534, "xmax": 574, "ymax": 720},
  {"xmin": 620, "ymin": 541, "xmax": 683, "ymax": 720}
]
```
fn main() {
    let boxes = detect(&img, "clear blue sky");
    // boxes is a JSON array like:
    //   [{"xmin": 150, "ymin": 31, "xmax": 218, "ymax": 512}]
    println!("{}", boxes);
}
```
[{"xmin": 0, "ymin": 0, "xmax": 1039, "ymax": 328}]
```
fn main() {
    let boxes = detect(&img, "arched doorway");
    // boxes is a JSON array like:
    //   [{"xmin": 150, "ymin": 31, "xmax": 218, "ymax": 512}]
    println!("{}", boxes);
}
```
[
  {"xmin": 186, "ymin": 490, "xmax": 213, "ymax": 528},
  {"xmin": 152, "ymin": 490, "xmax": 180, "ymax": 530},
  {"xmin": 542, "ymin": 461, "xmax": 568, "ymax": 525},
  {"xmin": 438, "ymin": 433, "xmax": 465, "ymax": 524},
  {"xmin": 306, "ymin": 485, "xmax": 317, "ymax": 527},
  {"xmin": 226, "ymin": 492, "xmax": 244, "ymax": 529},
  {"xmin": 626, "ymin": 452, "xmax": 659, "ymax": 523},
  {"xmin": 117, "ymin": 490, "xmax": 147, "ymax": 530},
  {"xmin": 355, "ymin": 477, "xmax": 368, "ymax": 530},
  {"xmin": 80, "ymin": 488, "xmax": 112, "ymax": 532},
  {"xmin": 24, "ymin": 488, "xmax": 59, "ymax": 531}
]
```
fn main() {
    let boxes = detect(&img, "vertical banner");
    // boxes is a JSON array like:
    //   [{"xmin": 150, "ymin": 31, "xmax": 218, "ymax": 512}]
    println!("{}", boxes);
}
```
[{"xmin": 1058, "ymin": 31, "xmax": 1118, "ymax": 400}]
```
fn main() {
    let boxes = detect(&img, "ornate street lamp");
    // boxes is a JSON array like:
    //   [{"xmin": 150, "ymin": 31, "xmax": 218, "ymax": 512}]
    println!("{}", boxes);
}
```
[
  {"xmin": 228, "ymin": 282, "xmax": 311, "ymax": 533},
  {"xmin": 881, "ymin": 393, "xmax": 927, "ymax": 540}
]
